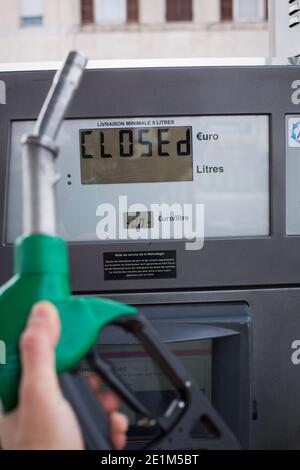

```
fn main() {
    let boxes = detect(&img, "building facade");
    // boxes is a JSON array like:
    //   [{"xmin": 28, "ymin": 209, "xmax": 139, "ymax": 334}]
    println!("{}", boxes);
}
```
[{"xmin": 0, "ymin": 0, "xmax": 269, "ymax": 63}]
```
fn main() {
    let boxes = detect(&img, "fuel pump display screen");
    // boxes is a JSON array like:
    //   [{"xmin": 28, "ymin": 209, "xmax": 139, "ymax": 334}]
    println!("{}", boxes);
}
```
[
  {"xmin": 80, "ymin": 127, "xmax": 193, "ymax": 184},
  {"xmin": 7, "ymin": 115, "xmax": 269, "ymax": 242}
]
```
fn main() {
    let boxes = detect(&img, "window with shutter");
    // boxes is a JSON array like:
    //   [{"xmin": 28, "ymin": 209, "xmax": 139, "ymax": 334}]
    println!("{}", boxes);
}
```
[
  {"xmin": 221, "ymin": 0, "xmax": 233, "ymax": 21},
  {"xmin": 221, "ymin": 0, "xmax": 267, "ymax": 22},
  {"xmin": 20, "ymin": 0, "xmax": 43, "ymax": 27},
  {"xmin": 166, "ymin": 0, "xmax": 193, "ymax": 22},
  {"xmin": 127, "ymin": 0, "xmax": 139, "ymax": 23},
  {"xmin": 92, "ymin": 0, "xmax": 138, "ymax": 25},
  {"xmin": 233, "ymin": 0, "xmax": 265, "ymax": 22},
  {"xmin": 81, "ymin": 0, "xmax": 94, "ymax": 24},
  {"xmin": 95, "ymin": 0, "xmax": 126, "ymax": 25}
]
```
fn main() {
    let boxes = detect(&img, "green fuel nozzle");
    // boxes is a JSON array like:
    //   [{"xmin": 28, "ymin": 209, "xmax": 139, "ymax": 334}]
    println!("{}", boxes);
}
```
[
  {"xmin": 0, "ymin": 51, "xmax": 137, "ymax": 415},
  {"xmin": 0, "ymin": 52, "xmax": 240, "ymax": 450}
]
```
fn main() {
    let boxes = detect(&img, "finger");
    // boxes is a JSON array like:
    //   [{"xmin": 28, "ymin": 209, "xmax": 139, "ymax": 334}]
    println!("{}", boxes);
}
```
[
  {"xmin": 0, "ymin": 406, "xmax": 18, "ymax": 450},
  {"xmin": 111, "ymin": 432, "xmax": 127, "ymax": 450},
  {"xmin": 110, "ymin": 411, "xmax": 129, "ymax": 434},
  {"xmin": 29, "ymin": 301, "xmax": 61, "ymax": 348},
  {"xmin": 110, "ymin": 412, "xmax": 129, "ymax": 450},
  {"xmin": 85, "ymin": 375, "xmax": 120, "ymax": 412},
  {"xmin": 84, "ymin": 375, "xmax": 127, "ymax": 449},
  {"xmin": 85, "ymin": 373, "xmax": 102, "ymax": 391},
  {"xmin": 19, "ymin": 302, "xmax": 62, "ymax": 406},
  {"xmin": 96, "ymin": 391, "xmax": 120, "ymax": 413}
]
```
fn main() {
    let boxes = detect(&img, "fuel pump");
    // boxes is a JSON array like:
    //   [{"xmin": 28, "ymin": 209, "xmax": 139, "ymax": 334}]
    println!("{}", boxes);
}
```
[{"xmin": 0, "ymin": 51, "xmax": 240, "ymax": 451}]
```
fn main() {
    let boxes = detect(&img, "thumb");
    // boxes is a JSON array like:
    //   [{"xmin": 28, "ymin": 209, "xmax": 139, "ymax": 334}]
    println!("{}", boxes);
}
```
[{"xmin": 19, "ymin": 302, "xmax": 62, "ymax": 406}]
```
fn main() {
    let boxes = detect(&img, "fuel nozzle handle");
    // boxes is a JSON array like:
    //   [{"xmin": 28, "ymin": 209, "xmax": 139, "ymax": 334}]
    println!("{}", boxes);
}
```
[{"xmin": 21, "ymin": 51, "xmax": 87, "ymax": 237}]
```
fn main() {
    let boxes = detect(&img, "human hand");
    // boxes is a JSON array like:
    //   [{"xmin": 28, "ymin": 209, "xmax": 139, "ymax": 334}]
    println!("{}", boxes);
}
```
[{"xmin": 0, "ymin": 301, "xmax": 128, "ymax": 450}]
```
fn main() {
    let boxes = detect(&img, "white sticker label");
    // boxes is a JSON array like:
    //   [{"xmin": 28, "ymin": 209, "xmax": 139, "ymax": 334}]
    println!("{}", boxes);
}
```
[
  {"xmin": 289, "ymin": 117, "xmax": 300, "ymax": 147},
  {"xmin": 0, "ymin": 80, "xmax": 6, "ymax": 105}
]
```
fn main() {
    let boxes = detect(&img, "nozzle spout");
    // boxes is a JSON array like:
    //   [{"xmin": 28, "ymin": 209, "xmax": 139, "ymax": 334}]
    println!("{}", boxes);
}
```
[{"xmin": 34, "ymin": 51, "xmax": 87, "ymax": 140}]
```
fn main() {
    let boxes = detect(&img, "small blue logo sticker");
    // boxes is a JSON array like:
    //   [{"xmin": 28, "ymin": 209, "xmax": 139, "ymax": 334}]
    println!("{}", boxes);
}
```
[{"xmin": 291, "ymin": 121, "xmax": 300, "ymax": 144}]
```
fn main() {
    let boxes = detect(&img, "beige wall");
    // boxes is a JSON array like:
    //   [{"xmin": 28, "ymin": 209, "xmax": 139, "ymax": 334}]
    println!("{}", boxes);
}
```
[
  {"xmin": 0, "ymin": 0, "xmax": 269, "ymax": 63},
  {"xmin": 194, "ymin": 0, "xmax": 220, "ymax": 23},
  {"xmin": 44, "ymin": 0, "xmax": 80, "ymax": 29},
  {"xmin": 0, "ymin": 0, "xmax": 19, "ymax": 29},
  {"xmin": 140, "ymin": 0, "xmax": 165, "ymax": 24}
]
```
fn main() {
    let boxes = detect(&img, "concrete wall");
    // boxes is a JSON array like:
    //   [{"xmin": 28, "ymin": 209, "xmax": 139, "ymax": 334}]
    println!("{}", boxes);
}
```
[{"xmin": 0, "ymin": 0, "xmax": 269, "ymax": 63}]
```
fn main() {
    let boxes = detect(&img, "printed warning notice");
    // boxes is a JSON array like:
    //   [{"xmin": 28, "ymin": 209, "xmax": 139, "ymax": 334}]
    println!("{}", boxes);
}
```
[{"xmin": 104, "ymin": 251, "xmax": 177, "ymax": 281}]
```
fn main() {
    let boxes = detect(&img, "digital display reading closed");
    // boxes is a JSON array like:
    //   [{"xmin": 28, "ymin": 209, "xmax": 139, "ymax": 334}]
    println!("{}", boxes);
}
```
[
  {"xmin": 7, "ymin": 115, "xmax": 269, "ymax": 242},
  {"xmin": 80, "ymin": 126, "xmax": 193, "ymax": 184}
]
